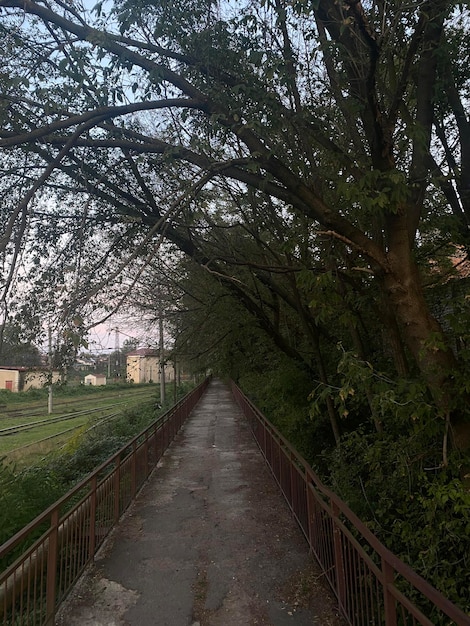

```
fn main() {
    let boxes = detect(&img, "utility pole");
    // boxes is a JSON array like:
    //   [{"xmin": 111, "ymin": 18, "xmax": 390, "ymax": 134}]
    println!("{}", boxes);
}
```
[
  {"xmin": 159, "ymin": 304, "xmax": 165, "ymax": 404},
  {"xmin": 114, "ymin": 328, "xmax": 120, "ymax": 379},
  {"xmin": 173, "ymin": 360, "xmax": 177, "ymax": 403},
  {"xmin": 48, "ymin": 326, "xmax": 53, "ymax": 414}
]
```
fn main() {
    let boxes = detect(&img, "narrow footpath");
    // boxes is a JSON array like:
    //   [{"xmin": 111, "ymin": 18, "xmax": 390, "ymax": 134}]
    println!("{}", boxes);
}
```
[{"xmin": 57, "ymin": 379, "xmax": 342, "ymax": 626}]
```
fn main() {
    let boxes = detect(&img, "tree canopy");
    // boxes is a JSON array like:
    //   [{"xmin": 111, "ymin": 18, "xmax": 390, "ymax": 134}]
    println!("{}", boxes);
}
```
[
  {"xmin": 0, "ymin": 0, "xmax": 470, "ymax": 443},
  {"xmin": 0, "ymin": 322, "xmax": 42, "ymax": 366},
  {"xmin": 1, "ymin": 1, "xmax": 470, "ymax": 612}
]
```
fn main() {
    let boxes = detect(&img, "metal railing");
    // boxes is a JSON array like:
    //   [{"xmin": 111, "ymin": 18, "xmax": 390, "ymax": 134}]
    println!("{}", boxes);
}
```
[
  {"xmin": 0, "ymin": 377, "xmax": 210, "ymax": 626},
  {"xmin": 231, "ymin": 382, "xmax": 470, "ymax": 626}
]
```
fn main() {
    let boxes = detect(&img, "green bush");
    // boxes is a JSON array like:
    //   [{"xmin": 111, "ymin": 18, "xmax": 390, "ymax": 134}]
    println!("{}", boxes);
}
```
[
  {"xmin": 47, "ymin": 403, "xmax": 160, "ymax": 485},
  {"xmin": 0, "ymin": 382, "xmax": 196, "ymax": 555},
  {"xmin": 238, "ymin": 358, "xmax": 334, "ymax": 462},
  {"xmin": 239, "ymin": 350, "xmax": 470, "ymax": 618},
  {"xmin": 0, "ymin": 462, "xmax": 64, "ymax": 568},
  {"xmin": 326, "ymin": 429, "xmax": 470, "ymax": 617}
]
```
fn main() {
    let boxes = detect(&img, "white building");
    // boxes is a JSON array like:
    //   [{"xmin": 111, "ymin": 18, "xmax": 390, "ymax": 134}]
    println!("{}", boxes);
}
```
[
  {"xmin": 126, "ymin": 349, "xmax": 174, "ymax": 384},
  {"xmin": 0, "ymin": 367, "xmax": 61, "ymax": 392},
  {"xmin": 84, "ymin": 374, "xmax": 107, "ymax": 386}
]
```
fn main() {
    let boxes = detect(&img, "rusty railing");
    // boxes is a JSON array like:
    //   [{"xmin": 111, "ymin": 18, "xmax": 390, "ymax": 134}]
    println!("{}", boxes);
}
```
[
  {"xmin": 0, "ymin": 377, "xmax": 210, "ymax": 626},
  {"xmin": 231, "ymin": 382, "xmax": 470, "ymax": 626}
]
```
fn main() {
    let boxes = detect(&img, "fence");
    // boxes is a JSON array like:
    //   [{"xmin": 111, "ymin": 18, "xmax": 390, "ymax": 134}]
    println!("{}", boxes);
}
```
[
  {"xmin": 0, "ymin": 377, "xmax": 210, "ymax": 626},
  {"xmin": 231, "ymin": 382, "xmax": 470, "ymax": 626}
]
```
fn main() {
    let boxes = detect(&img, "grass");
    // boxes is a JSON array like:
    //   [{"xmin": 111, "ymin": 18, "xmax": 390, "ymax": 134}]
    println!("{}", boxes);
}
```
[
  {"xmin": 0, "ymin": 384, "xmax": 160, "ymax": 467},
  {"xmin": 0, "ymin": 379, "xmax": 196, "ymax": 567}
]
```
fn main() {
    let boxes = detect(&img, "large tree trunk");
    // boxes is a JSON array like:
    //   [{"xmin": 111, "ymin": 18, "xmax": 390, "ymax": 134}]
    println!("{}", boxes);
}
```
[
  {"xmin": 379, "ymin": 294, "xmax": 410, "ymax": 378},
  {"xmin": 383, "ymin": 264, "xmax": 455, "ymax": 394},
  {"xmin": 382, "ymin": 215, "xmax": 467, "ymax": 447}
]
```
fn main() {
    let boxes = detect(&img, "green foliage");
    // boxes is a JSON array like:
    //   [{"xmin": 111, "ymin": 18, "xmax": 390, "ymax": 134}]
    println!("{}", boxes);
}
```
[
  {"xmin": 0, "ymin": 405, "xmax": 152, "ymax": 550},
  {"xmin": 47, "ymin": 388, "xmax": 190, "ymax": 484},
  {"xmin": 315, "ymin": 348, "xmax": 434, "ymax": 430},
  {"xmin": 0, "ymin": 381, "xmax": 137, "ymax": 405},
  {"xmin": 53, "ymin": 381, "xmax": 132, "ymax": 396},
  {"xmin": 239, "ymin": 346, "xmax": 470, "ymax": 614},
  {"xmin": 0, "ymin": 382, "xmax": 194, "ymax": 553},
  {"xmin": 0, "ymin": 462, "xmax": 64, "ymax": 550},
  {"xmin": 239, "ymin": 357, "xmax": 335, "ymax": 462},
  {"xmin": 338, "ymin": 169, "xmax": 411, "ymax": 217},
  {"xmin": 0, "ymin": 323, "xmax": 42, "ymax": 367},
  {"xmin": 0, "ymin": 387, "xmax": 47, "ymax": 404},
  {"xmin": 326, "ymin": 429, "xmax": 470, "ymax": 615}
]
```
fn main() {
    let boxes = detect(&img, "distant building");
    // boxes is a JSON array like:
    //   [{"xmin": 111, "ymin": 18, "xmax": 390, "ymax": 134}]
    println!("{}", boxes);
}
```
[
  {"xmin": 126, "ymin": 348, "xmax": 175, "ymax": 384},
  {"xmin": 0, "ymin": 367, "xmax": 61, "ymax": 392},
  {"xmin": 84, "ymin": 374, "xmax": 107, "ymax": 386},
  {"xmin": 75, "ymin": 357, "xmax": 96, "ymax": 371}
]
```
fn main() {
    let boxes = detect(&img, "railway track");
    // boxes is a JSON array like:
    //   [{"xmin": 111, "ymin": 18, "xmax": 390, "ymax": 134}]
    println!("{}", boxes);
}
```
[
  {"xmin": 4, "ymin": 411, "xmax": 123, "ymax": 458},
  {"xmin": 0, "ymin": 387, "xmax": 156, "ymax": 421},
  {"xmin": 0, "ymin": 388, "xmax": 158, "ymax": 464},
  {"xmin": 0, "ymin": 403, "xmax": 127, "ymax": 437}
]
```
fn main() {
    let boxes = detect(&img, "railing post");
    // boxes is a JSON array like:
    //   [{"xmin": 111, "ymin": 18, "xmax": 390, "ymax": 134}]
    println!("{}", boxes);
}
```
[
  {"xmin": 332, "ymin": 501, "xmax": 347, "ymax": 615},
  {"xmin": 382, "ymin": 558, "xmax": 397, "ymax": 626},
  {"xmin": 263, "ymin": 420, "xmax": 267, "ymax": 458},
  {"xmin": 89, "ymin": 477, "xmax": 97, "ymax": 560},
  {"xmin": 45, "ymin": 508, "xmax": 59, "ymax": 623},
  {"xmin": 144, "ymin": 432, "xmax": 149, "ymax": 478},
  {"xmin": 306, "ymin": 475, "xmax": 315, "ymax": 552},
  {"xmin": 114, "ymin": 457, "xmax": 121, "ymax": 522},
  {"xmin": 153, "ymin": 423, "xmax": 159, "ymax": 462},
  {"xmin": 131, "ymin": 442, "xmax": 137, "ymax": 498},
  {"xmin": 290, "ymin": 450, "xmax": 295, "ymax": 512}
]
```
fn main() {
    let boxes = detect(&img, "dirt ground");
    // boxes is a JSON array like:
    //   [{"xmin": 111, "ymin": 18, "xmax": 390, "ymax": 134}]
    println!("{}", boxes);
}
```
[{"xmin": 56, "ymin": 379, "xmax": 344, "ymax": 626}]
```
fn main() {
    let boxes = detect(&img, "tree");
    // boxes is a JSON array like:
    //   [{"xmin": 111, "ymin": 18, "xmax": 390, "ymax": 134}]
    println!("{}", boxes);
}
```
[
  {"xmin": 121, "ymin": 337, "xmax": 140, "ymax": 355},
  {"xmin": 0, "ymin": 0, "xmax": 469, "ymax": 449},
  {"xmin": 0, "ymin": 322, "xmax": 42, "ymax": 367}
]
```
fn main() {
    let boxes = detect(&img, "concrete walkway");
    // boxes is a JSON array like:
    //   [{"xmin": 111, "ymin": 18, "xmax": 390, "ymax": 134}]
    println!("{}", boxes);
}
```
[{"xmin": 57, "ymin": 379, "xmax": 342, "ymax": 626}]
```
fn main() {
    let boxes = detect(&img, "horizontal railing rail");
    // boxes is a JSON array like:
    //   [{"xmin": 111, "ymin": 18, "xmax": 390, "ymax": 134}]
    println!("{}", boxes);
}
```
[
  {"xmin": 0, "ymin": 377, "xmax": 211, "ymax": 626},
  {"xmin": 231, "ymin": 381, "xmax": 470, "ymax": 626}
]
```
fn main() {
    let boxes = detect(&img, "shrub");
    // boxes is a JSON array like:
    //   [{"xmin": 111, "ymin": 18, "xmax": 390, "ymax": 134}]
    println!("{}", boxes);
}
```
[{"xmin": 326, "ymin": 430, "xmax": 470, "ymax": 616}]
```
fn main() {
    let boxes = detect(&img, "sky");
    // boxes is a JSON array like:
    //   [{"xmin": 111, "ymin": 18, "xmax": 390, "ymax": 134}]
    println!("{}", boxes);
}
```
[{"xmin": 86, "ymin": 320, "xmax": 160, "ymax": 353}]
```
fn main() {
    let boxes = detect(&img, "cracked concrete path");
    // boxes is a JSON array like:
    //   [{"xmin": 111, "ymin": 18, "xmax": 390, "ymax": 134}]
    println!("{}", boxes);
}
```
[{"xmin": 56, "ymin": 379, "xmax": 342, "ymax": 626}]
